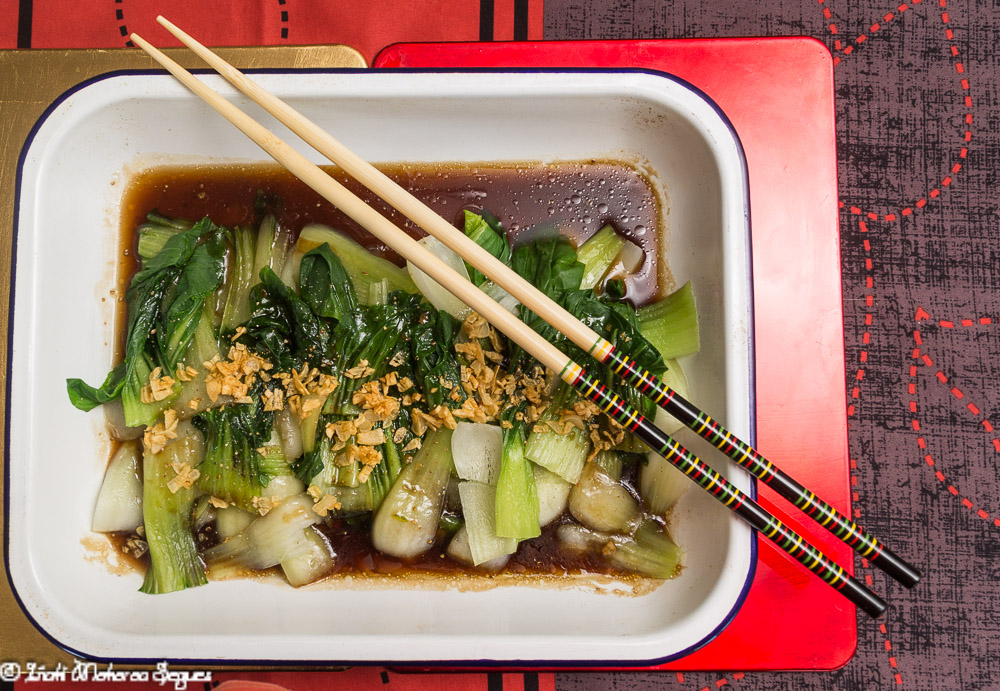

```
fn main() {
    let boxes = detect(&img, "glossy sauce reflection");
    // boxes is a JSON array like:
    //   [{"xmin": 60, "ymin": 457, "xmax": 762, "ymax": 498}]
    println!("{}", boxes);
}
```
[{"xmin": 122, "ymin": 161, "xmax": 666, "ymax": 304}]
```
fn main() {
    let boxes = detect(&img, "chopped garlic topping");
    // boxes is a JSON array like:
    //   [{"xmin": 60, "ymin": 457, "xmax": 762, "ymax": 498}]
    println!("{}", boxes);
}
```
[
  {"xmin": 455, "ymin": 340, "xmax": 484, "ymax": 364},
  {"xmin": 174, "ymin": 364, "xmax": 199, "ymax": 382},
  {"xmin": 344, "ymin": 359, "xmax": 376, "ymax": 379},
  {"xmin": 429, "ymin": 405, "xmax": 457, "ymax": 430},
  {"xmin": 411, "ymin": 410, "xmax": 435, "ymax": 436},
  {"xmin": 352, "ymin": 380, "xmax": 400, "ymax": 422},
  {"xmin": 312, "ymin": 493, "xmax": 341, "ymax": 517},
  {"xmin": 313, "ymin": 374, "xmax": 339, "ymax": 397},
  {"xmin": 297, "ymin": 395, "xmax": 324, "ymax": 419},
  {"xmin": 261, "ymin": 387, "xmax": 285, "ymax": 412},
  {"xmin": 462, "ymin": 312, "xmax": 491, "ymax": 340},
  {"xmin": 348, "ymin": 444, "xmax": 382, "ymax": 467},
  {"xmin": 251, "ymin": 495, "xmax": 279, "ymax": 516},
  {"xmin": 326, "ymin": 419, "xmax": 357, "ymax": 442},
  {"xmin": 166, "ymin": 460, "xmax": 200, "ymax": 494},
  {"xmin": 143, "ymin": 409, "xmax": 179, "ymax": 455},
  {"xmin": 203, "ymin": 343, "xmax": 273, "ymax": 404},
  {"xmin": 123, "ymin": 537, "xmax": 149, "ymax": 559},
  {"xmin": 356, "ymin": 429, "xmax": 385, "ymax": 446},
  {"xmin": 141, "ymin": 366, "xmax": 176, "ymax": 404}
]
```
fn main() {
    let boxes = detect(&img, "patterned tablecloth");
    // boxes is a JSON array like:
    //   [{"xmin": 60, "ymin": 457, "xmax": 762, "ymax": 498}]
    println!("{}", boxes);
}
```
[{"xmin": 2, "ymin": 1, "xmax": 997, "ymax": 689}]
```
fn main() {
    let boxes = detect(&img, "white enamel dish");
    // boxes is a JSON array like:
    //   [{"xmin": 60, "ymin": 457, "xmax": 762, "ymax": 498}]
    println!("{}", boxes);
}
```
[{"xmin": 7, "ymin": 69, "xmax": 754, "ymax": 665}]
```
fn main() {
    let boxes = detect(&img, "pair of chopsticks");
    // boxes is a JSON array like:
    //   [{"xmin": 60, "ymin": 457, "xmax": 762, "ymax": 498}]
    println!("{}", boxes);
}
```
[{"xmin": 135, "ymin": 17, "xmax": 917, "ymax": 617}]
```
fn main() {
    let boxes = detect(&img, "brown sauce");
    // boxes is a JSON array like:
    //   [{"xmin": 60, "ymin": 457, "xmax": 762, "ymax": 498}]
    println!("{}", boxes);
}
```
[
  {"xmin": 108, "ymin": 510, "xmax": 643, "ymax": 581},
  {"xmin": 311, "ymin": 515, "xmax": 611, "ymax": 578},
  {"xmin": 110, "ymin": 160, "xmax": 670, "ymax": 583},
  {"xmin": 121, "ymin": 160, "xmax": 664, "ymax": 301}
]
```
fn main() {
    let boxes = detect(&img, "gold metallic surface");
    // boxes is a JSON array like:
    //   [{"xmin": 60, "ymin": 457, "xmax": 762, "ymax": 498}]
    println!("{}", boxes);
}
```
[{"xmin": 0, "ymin": 45, "xmax": 365, "ymax": 666}]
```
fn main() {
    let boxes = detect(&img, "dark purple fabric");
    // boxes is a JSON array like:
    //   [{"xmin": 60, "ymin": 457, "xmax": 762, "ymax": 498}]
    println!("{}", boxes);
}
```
[{"xmin": 545, "ymin": 0, "xmax": 1000, "ymax": 688}]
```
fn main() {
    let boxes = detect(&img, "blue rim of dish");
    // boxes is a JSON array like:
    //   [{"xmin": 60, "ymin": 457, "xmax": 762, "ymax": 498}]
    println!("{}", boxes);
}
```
[{"xmin": 4, "ymin": 65, "xmax": 757, "ymax": 668}]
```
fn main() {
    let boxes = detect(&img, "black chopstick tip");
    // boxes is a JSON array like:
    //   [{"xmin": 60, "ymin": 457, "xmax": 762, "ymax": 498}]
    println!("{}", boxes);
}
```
[
  {"xmin": 842, "ymin": 575, "xmax": 887, "ymax": 618},
  {"xmin": 901, "ymin": 568, "xmax": 921, "ymax": 589},
  {"xmin": 877, "ymin": 547, "xmax": 922, "ymax": 589},
  {"xmin": 861, "ymin": 592, "xmax": 888, "ymax": 619},
  {"xmin": 869, "ymin": 603, "xmax": 887, "ymax": 619}
]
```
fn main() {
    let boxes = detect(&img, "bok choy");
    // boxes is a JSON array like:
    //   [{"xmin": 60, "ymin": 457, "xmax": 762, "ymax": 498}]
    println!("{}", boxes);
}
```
[
  {"xmin": 371, "ymin": 427, "xmax": 455, "ymax": 559},
  {"xmin": 72, "ymin": 193, "xmax": 699, "ymax": 592}
]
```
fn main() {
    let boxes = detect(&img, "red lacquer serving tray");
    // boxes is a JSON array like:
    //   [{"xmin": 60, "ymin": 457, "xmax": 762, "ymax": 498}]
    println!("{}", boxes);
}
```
[{"xmin": 374, "ymin": 38, "xmax": 855, "ymax": 671}]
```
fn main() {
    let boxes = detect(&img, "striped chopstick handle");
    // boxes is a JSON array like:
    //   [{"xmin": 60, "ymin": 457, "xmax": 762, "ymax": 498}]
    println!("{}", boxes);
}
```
[
  {"xmin": 559, "ymin": 360, "xmax": 888, "ymax": 618},
  {"xmin": 592, "ymin": 339, "xmax": 921, "ymax": 589}
]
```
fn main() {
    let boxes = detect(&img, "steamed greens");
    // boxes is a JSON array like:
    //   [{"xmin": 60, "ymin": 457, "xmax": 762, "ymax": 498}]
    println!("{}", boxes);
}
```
[{"xmin": 72, "ymin": 204, "xmax": 700, "ymax": 593}]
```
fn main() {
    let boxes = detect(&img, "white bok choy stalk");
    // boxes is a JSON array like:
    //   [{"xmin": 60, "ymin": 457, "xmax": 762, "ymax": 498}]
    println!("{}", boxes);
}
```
[
  {"xmin": 576, "ymin": 225, "xmax": 624, "ymax": 290},
  {"xmin": 103, "ymin": 399, "xmax": 144, "ymax": 441},
  {"xmin": 446, "ymin": 525, "xmax": 510, "ymax": 572},
  {"xmin": 257, "ymin": 426, "xmax": 297, "ymax": 484},
  {"xmin": 451, "ymin": 421, "xmax": 502, "ymax": 485},
  {"xmin": 640, "ymin": 446, "xmax": 691, "ymax": 515},
  {"xmin": 262, "ymin": 474, "xmax": 305, "ymax": 500},
  {"xmin": 296, "ymin": 223, "xmax": 417, "ymax": 304},
  {"xmin": 92, "ymin": 440, "xmax": 143, "ymax": 533},
  {"xmin": 651, "ymin": 360, "xmax": 691, "ymax": 437},
  {"xmin": 639, "ymin": 362, "xmax": 694, "ymax": 513},
  {"xmin": 479, "ymin": 280, "xmax": 520, "ymax": 315},
  {"xmin": 274, "ymin": 406, "xmax": 304, "ymax": 462},
  {"xmin": 604, "ymin": 237, "xmax": 645, "ymax": 282},
  {"xmin": 297, "ymin": 393, "xmax": 328, "ymax": 455},
  {"xmin": 568, "ymin": 451, "xmax": 642, "ymax": 535},
  {"xmin": 407, "ymin": 235, "xmax": 473, "ymax": 319},
  {"xmin": 173, "ymin": 302, "xmax": 225, "ymax": 418},
  {"xmin": 524, "ymin": 413, "xmax": 590, "ymax": 485},
  {"xmin": 216, "ymin": 505, "xmax": 255, "ymax": 539},
  {"xmin": 371, "ymin": 427, "xmax": 455, "ymax": 559},
  {"xmin": 279, "ymin": 247, "xmax": 303, "ymax": 292},
  {"xmin": 140, "ymin": 420, "xmax": 208, "ymax": 594},
  {"xmin": 221, "ymin": 225, "xmax": 257, "ymax": 331},
  {"xmin": 281, "ymin": 526, "xmax": 337, "ymax": 587},
  {"xmin": 523, "ymin": 380, "xmax": 591, "ymax": 484},
  {"xmin": 250, "ymin": 213, "xmax": 293, "ymax": 284},
  {"xmin": 534, "ymin": 463, "xmax": 572, "ymax": 527},
  {"xmin": 408, "ymin": 232, "xmax": 523, "ymax": 319},
  {"xmin": 203, "ymin": 493, "xmax": 320, "ymax": 572},
  {"xmin": 636, "ymin": 281, "xmax": 700, "ymax": 361},
  {"xmin": 135, "ymin": 212, "xmax": 189, "ymax": 261},
  {"xmin": 557, "ymin": 520, "xmax": 682, "ymax": 579},
  {"xmin": 494, "ymin": 419, "xmax": 540, "ymax": 540},
  {"xmin": 458, "ymin": 480, "xmax": 516, "ymax": 566}
]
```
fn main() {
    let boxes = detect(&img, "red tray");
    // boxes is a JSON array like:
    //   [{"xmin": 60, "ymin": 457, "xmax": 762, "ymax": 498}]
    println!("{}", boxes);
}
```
[{"xmin": 374, "ymin": 38, "xmax": 854, "ymax": 671}]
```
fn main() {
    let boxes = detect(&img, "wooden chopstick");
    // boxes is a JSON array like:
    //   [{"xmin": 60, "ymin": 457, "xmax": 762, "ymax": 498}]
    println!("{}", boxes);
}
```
[
  {"xmin": 154, "ymin": 15, "xmax": 920, "ymax": 591},
  {"xmin": 131, "ymin": 28, "xmax": 889, "ymax": 617}
]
